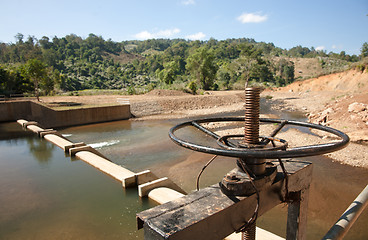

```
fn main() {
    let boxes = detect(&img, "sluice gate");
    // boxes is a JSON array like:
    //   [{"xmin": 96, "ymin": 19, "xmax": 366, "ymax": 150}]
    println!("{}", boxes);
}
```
[{"xmin": 16, "ymin": 119, "xmax": 184, "ymax": 193}]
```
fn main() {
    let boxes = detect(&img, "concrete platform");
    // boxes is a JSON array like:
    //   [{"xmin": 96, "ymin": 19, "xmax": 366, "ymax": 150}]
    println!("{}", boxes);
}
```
[
  {"xmin": 74, "ymin": 150, "xmax": 135, "ymax": 184},
  {"xmin": 44, "ymin": 134, "xmax": 74, "ymax": 150},
  {"xmin": 148, "ymin": 187, "xmax": 185, "ymax": 204},
  {"xmin": 26, "ymin": 124, "xmax": 45, "ymax": 133}
]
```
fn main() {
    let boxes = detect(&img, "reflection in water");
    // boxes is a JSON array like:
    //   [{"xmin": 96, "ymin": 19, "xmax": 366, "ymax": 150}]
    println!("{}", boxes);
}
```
[
  {"xmin": 0, "ymin": 122, "xmax": 54, "ymax": 165},
  {"xmin": 0, "ymin": 122, "xmax": 33, "ymax": 140},
  {"xmin": 26, "ymin": 137, "xmax": 54, "ymax": 164}
]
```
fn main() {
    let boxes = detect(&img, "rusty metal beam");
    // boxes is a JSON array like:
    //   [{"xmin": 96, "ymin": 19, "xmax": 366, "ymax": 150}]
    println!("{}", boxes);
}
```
[
  {"xmin": 286, "ymin": 189, "xmax": 310, "ymax": 240},
  {"xmin": 137, "ymin": 160, "xmax": 312, "ymax": 240}
]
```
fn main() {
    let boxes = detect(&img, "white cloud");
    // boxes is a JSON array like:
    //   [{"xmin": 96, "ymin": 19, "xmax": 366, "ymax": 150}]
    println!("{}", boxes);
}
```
[
  {"xmin": 182, "ymin": 0, "xmax": 195, "ymax": 5},
  {"xmin": 134, "ymin": 28, "xmax": 181, "ymax": 40},
  {"xmin": 237, "ymin": 12, "xmax": 268, "ymax": 23},
  {"xmin": 185, "ymin": 32, "xmax": 206, "ymax": 40},
  {"xmin": 316, "ymin": 46, "xmax": 325, "ymax": 51},
  {"xmin": 135, "ymin": 31, "xmax": 153, "ymax": 39}
]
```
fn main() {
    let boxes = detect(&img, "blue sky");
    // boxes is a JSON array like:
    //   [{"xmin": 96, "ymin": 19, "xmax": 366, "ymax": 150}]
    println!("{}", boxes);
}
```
[{"xmin": 1, "ymin": 0, "xmax": 367, "ymax": 55}]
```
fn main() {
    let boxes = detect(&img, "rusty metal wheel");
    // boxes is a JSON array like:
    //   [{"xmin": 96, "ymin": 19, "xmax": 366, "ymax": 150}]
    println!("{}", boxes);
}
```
[{"xmin": 169, "ymin": 117, "xmax": 349, "ymax": 159}]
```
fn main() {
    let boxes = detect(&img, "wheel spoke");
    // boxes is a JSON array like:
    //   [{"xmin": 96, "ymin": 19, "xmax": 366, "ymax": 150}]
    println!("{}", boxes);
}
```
[
  {"xmin": 191, "ymin": 121, "xmax": 220, "ymax": 139},
  {"xmin": 191, "ymin": 121, "xmax": 238, "ymax": 148},
  {"xmin": 261, "ymin": 120, "xmax": 287, "ymax": 145}
]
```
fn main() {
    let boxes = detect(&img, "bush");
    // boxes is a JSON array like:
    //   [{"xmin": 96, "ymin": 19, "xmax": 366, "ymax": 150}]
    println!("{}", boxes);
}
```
[
  {"xmin": 127, "ymin": 86, "xmax": 136, "ymax": 95},
  {"xmin": 187, "ymin": 81, "xmax": 197, "ymax": 94},
  {"xmin": 355, "ymin": 64, "xmax": 366, "ymax": 72}
]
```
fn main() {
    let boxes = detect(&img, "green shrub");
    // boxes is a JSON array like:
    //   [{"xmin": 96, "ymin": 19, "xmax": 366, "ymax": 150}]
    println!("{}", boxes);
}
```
[
  {"xmin": 356, "ymin": 64, "xmax": 366, "ymax": 72},
  {"xmin": 127, "ymin": 86, "xmax": 136, "ymax": 95},
  {"xmin": 187, "ymin": 81, "xmax": 197, "ymax": 94},
  {"xmin": 265, "ymin": 95, "xmax": 273, "ymax": 100}
]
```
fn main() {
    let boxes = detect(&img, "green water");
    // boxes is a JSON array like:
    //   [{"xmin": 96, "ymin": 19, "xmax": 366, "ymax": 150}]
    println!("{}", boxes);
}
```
[{"xmin": 0, "ymin": 122, "xmax": 154, "ymax": 240}]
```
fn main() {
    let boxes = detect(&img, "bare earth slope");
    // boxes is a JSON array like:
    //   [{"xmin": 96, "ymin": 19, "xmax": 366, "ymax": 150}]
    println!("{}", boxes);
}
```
[
  {"xmin": 263, "ymin": 69, "xmax": 368, "ymax": 168},
  {"xmin": 265, "ymin": 69, "xmax": 368, "ymax": 140}
]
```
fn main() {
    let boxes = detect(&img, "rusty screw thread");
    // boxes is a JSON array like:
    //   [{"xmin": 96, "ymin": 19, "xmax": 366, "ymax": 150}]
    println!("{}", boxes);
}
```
[
  {"xmin": 242, "ymin": 221, "xmax": 256, "ymax": 240},
  {"xmin": 242, "ymin": 88, "xmax": 260, "ymax": 240},
  {"xmin": 244, "ymin": 87, "xmax": 260, "ymax": 145}
]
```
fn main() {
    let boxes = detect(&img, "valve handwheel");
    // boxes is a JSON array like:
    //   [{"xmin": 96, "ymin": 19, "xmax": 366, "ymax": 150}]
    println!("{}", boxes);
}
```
[
  {"xmin": 169, "ymin": 87, "xmax": 350, "ymax": 238},
  {"xmin": 169, "ymin": 117, "xmax": 349, "ymax": 159}
]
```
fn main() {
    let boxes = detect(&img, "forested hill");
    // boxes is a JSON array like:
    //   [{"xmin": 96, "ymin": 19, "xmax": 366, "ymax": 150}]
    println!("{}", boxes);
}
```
[{"xmin": 0, "ymin": 33, "xmax": 365, "ymax": 97}]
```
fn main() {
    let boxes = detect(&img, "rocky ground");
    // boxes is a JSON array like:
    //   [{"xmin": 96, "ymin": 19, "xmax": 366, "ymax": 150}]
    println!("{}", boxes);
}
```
[
  {"xmin": 260, "ymin": 90, "xmax": 368, "ymax": 168},
  {"xmin": 262, "ymin": 69, "xmax": 368, "ymax": 168}
]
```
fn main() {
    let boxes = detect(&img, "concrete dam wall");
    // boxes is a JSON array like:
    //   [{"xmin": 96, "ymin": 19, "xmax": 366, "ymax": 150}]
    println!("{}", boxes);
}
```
[{"xmin": 0, "ymin": 101, "xmax": 131, "ymax": 128}]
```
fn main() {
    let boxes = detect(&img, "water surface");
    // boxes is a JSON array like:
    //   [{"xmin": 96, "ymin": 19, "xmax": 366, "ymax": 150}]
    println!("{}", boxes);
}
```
[{"xmin": 0, "ymin": 122, "xmax": 153, "ymax": 240}]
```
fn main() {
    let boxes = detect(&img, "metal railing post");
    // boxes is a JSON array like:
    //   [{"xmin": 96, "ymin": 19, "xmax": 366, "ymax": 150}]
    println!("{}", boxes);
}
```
[{"xmin": 323, "ymin": 184, "xmax": 368, "ymax": 240}]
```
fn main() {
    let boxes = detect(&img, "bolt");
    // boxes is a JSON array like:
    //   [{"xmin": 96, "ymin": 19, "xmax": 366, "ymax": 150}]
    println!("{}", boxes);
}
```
[{"xmin": 227, "ymin": 174, "xmax": 240, "ymax": 181}]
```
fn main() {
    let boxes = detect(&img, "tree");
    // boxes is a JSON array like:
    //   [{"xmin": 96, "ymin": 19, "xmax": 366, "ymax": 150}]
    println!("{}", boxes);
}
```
[
  {"xmin": 216, "ymin": 65, "xmax": 232, "ymax": 90},
  {"xmin": 227, "ymin": 56, "xmax": 256, "ymax": 87},
  {"xmin": 156, "ymin": 61, "xmax": 179, "ymax": 85},
  {"xmin": 186, "ymin": 47, "xmax": 218, "ymax": 90},
  {"xmin": 15, "ymin": 33, "xmax": 24, "ymax": 44},
  {"xmin": 0, "ymin": 65, "xmax": 33, "ymax": 96},
  {"xmin": 361, "ymin": 42, "xmax": 368, "ymax": 58},
  {"xmin": 277, "ymin": 59, "xmax": 295, "ymax": 85},
  {"xmin": 287, "ymin": 45, "xmax": 311, "ymax": 57},
  {"xmin": 21, "ymin": 59, "xmax": 48, "ymax": 101},
  {"xmin": 0, "ymin": 65, "xmax": 9, "ymax": 94},
  {"xmin": 249, "ymin": 58, "xmax": 274, "ymax": 83},
  {"xmin": 39, "ymin": 36, "xmax": 52, "ymax": 49}
]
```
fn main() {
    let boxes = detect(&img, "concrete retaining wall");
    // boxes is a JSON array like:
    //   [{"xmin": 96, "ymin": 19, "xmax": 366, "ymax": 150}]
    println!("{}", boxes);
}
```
[
  {"xmin": 0, "ymin": 101, "xmax": 32, "ymax": 122},
  {"xmin": 1, "ymin": 101, "xmax": 131, "ymax": 128}
]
